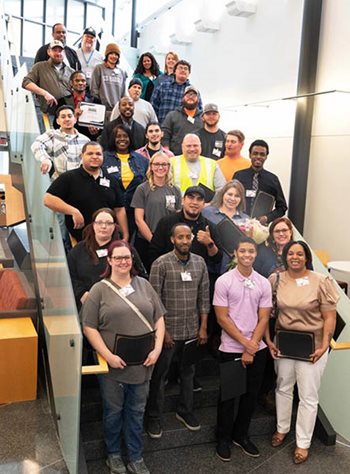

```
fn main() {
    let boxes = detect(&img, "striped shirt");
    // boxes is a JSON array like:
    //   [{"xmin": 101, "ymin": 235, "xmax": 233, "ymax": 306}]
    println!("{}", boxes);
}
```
[
  {"xmin": 31, "ymin": 128, "xmax": 90, "ymax": 175},
  {"xmin": 149, "ymin": 251, "xmax": 210, "ymax": 340}
]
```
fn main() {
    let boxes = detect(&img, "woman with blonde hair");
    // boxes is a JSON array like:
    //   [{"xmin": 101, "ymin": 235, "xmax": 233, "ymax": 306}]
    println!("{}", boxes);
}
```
[
  {"xmin": 131, "ymin": 151, "xmax": 182, "ymax": 271},
  {"xmin": 154, "ymin": 51, "xmax": 179, "ymax": 88}
]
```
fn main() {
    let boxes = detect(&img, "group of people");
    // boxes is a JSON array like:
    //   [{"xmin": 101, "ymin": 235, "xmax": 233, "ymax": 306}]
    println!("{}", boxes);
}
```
[{"xmin": 26, "ymin": 22, "xmax": 340, "ymax": 474}]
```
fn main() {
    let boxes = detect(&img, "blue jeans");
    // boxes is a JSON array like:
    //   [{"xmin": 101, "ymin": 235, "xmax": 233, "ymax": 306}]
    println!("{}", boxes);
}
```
[{"xmin": 98, "ymin": 375, "xmax": 149, "ymax": 462}]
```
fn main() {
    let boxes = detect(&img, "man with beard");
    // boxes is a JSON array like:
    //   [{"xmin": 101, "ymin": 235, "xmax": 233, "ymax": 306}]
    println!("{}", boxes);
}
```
[
  {"xmin": 34, "ymin": 23, "xmax": 81, "ymax": 70},
  {"xmin": 110, "ymin": 78, "xmax": 158, "ymax": 128},
  {"xmin": 76, "ymin": 27, "xmax": 103, "ymax": 86},
  {"xmin": 161, "ymin": 86, "xmax": 203, "ymax": 155},
  {"xmin": 136, "ymin": 122, "xmax": 174, "ymax": 159},
  {"xmin": 146, "ymin": 223, "xmax": 210, "ymax": 437},
  {"xmin": 196, "ymin": 104, "xmax": 226, "ymax": 160},
  {"xmin": 44, "ymin": 141, "xmax": 128, "ymax": 242},
  {"xmin": 149, "ymin": 185, "xmax": 221, "ymax": 266},
  {"xmin": 99, "ymin": 96, "xmax": 146, "ymax": 151},
  {"xmin": 170, "ymin": 134, "xmax": 226, "ymax": 194},
  {"xmin": 90, "ymin": 43, "xmax": 127, "ymax": 119},
  {"xmin": 233, "ymin": 139, "xmax": 287, "ymax": 225}
]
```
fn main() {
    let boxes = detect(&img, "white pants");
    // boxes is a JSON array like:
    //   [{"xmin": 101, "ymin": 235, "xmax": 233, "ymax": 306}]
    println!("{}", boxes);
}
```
[{"xmin": 275, "ymin": 351, "xmax": 328, "ymax": 449}]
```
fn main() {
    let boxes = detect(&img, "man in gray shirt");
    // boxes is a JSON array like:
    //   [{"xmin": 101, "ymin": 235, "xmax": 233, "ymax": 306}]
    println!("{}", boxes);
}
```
[{"xmin": 146, "ymin": 223, "xmax": 210, "ymax": 437}]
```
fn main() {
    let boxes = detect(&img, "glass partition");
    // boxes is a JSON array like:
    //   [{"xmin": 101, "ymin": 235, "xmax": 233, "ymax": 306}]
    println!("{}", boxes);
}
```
[
  {"xmin": 0, "ymin": 6, "xmax": 82, "ymax": 472},
  {"xmin": 294, "ymin": 227, "xmax": 350, "ymax": 442}
]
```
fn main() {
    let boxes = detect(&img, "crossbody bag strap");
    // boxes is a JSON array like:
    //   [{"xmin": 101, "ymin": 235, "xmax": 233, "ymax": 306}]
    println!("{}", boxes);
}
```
[{"xmin": 101, "ymin": 279, "xmax": 153, "ymax": 332}]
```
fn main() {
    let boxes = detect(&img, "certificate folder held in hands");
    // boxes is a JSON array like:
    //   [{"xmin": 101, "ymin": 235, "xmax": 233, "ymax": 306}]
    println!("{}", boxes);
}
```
[
  {"xmin": 219, "ymin": 359, "xmax": 247, "ymax": 402},
  {"xmin": 276, "ymin": 330, "xmax": 315, "ymax": 362},
  {"xmin": 113, "ymin": 331, "xmax": 155, "ymax": 366},
  {"xmin": 182, "ymin": 338, "xmax": 209, "ymax": 366}
]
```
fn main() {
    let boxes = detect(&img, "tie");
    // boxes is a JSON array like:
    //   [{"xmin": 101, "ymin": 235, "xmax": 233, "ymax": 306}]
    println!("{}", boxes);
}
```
[{"xmin": 252, "ymin": 172, "xmax": 259, "ymax": 193}]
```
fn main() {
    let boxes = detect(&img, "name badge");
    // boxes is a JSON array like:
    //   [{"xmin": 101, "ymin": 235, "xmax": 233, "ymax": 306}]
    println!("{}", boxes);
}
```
[
  {"xmin": 188, "ymin": 171, "xmax": 198, "ymax": 180},
  {"xmin": 107, "ymin": 165, "xmax": 119, "ymax": 173},
  {"xmin": 119, "ymin": 284, "xmax": 135, "ymax": 297},
  {"xmin": 296, "ymin": 277, "xmax": 310, "ymax": 287},
  {"xmin": 165, "ymin": 195, "xmax": 176, "ymax": 210},
  {"xmin": 246, "ymin": 190, "xmax": 256, "ymax": 198},
  {"xmin": 212, "ymin": 148, "xmax": 221, "ymax": 158},
  {"xmin": 100, "ymin": 177, "xmax": 110, "ymax": 187},
  {"xmin": 96, "ymin": 248, "xmax": 108, "ymax": 258},
  {"xmin": 187, "ymin": 115, "xmax": 195, "ymax": 124},
  {"xmin": 181, "ymin": 271, "xmax": 192, "ymax": 282},
  {"xmin": 244, "ymin": 278, "xmax": 255, "ymax": 289},
  {"xmin": 215, "ymin": 140, "xmax": 224, "ymax": 148},
  {"xmin": 85, "ymin": 71, "xmax": 92, "ymax": 79}
]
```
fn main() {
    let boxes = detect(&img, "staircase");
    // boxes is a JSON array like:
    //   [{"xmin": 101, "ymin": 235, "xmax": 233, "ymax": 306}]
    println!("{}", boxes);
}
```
[{"xmin": 80, "ymin": 356, "xmax": 277, "ymax": 472}]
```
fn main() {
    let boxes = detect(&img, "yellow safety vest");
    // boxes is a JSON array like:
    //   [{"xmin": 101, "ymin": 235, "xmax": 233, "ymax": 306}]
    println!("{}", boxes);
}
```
[{"xmin": 171, "ymin": 155, "xmax": 216, "ymax": 194}]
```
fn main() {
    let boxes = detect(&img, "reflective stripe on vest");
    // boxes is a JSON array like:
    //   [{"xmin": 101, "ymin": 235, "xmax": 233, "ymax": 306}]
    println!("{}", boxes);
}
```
[{"xmin": 171, "ymin": 155, "xmax": 216, "ymax": 193}]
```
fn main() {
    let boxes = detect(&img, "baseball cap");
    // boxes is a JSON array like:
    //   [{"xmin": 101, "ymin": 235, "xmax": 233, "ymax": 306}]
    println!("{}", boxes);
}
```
[
  {"xmin": 184, "ymin": 85, "xmax": 199, "ymax": 96},
  {"xmin": 83, "ymin": 27, "xmax": 96, "ymax": 37},
  {"xmin": 184, "ymin": 186, "xmax": 205, "ymax": 200},
  {"xmin": 49, "ymin": 40, "xmax": 64, "ymax": 49},
  {"xmin": 203, "ymin": 103, "xmax": 219, "ymax": 114}
]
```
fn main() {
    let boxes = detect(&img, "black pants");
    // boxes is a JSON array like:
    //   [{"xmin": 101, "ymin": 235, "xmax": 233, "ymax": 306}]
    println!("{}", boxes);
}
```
[{"xmin": 217, "ymin": 348, "xmax": 267, "ymax": 441}]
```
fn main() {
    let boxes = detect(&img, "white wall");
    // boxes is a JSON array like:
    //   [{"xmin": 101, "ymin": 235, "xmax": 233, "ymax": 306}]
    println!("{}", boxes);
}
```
[
  {"xmin": 304, "ymin": 0, "xmax": 350, "ymax": 260},
  {"xmin": 137, "ymin": 0, "xmax": 304, "ymax": 204}
]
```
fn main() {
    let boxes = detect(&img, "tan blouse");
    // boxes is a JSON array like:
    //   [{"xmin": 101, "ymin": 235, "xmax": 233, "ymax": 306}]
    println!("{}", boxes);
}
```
[{"xmin": 269, "ymin": 271, "xmax": 339, "ymax": 348}]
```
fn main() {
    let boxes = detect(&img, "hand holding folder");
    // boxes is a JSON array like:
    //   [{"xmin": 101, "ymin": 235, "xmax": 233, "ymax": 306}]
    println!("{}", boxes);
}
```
[{"xmin": 219, "ymin": 358, "xmax": 247, "ymax": 402}]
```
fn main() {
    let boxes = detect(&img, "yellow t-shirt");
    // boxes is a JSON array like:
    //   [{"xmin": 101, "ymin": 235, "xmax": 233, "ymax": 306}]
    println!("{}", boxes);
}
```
[
  {"xmin": 217, "ymin": 155, "xmax": 251, "ymax": 182},
  {"xmin": 117, "ymin": 153, "xmax": 134, "ymax": 189}
]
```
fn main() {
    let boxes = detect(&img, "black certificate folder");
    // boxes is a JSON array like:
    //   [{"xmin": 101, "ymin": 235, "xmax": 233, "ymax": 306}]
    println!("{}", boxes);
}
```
[
  {"xmin": 113, "ymin": 331, "xmax": 155, "ymax": 366},
  {"xmin": 219, "ymin": 359, "xmax": 247, "ymax": 402},
  {"xmin": 276, "ymin": 330, "xmax": 315, "ymax": 362}
]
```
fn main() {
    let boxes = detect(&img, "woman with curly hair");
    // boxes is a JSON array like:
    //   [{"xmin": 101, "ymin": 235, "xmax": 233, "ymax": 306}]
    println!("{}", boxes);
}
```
[{"xmin": 133, "ymin": 52, "xmax": 161, "ymax": 102}]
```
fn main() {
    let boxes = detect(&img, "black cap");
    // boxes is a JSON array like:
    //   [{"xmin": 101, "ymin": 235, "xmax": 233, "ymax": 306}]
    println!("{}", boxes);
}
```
[
  {"xmin": 128, "ymin": 78, "xmax": 143, "ymax": 89},
  {"xmin": 184, "ymin": 186, "xmax": 205, "ymax": 200},
  {"xmin": 83, "ymin": 27, "xmax": 96, "ymax": 37}
]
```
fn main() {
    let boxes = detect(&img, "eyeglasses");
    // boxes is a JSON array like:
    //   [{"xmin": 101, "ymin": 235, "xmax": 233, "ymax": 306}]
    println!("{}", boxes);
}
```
[
  {"xmin": 152, "ymin": 163, "xmax": 170, "ymax": 168},
  {"xmin": 110, "ymin": 255, "xmax": 132, "ymax": 262},
  {"xmin": 273, "ymin": 229, "xmax": 290, "ymax": 234},
  {"xmin": 93, "ymin": 221, "xmax": 115, "ymax": 227}
]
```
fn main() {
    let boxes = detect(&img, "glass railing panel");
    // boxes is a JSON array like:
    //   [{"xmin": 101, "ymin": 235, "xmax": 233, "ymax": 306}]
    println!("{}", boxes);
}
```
[{"xmin": 294, "ymin": 227, "xmax": 350, "ymax": 441}]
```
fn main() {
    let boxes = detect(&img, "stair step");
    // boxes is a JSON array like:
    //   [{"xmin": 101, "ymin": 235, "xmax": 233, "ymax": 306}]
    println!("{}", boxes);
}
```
[{"xmin": 81, "ymin": 405, "xmax": 276, "ymax": 461}]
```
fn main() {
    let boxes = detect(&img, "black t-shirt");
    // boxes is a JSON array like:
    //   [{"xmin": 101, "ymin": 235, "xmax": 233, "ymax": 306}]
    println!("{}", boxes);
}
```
[
  {"xmin": 46, "ymin": 166, "xmax": 124, "ymax": 240},
  {"xmin": 196, "ymin": 128, "xmax": 226, "ymax": 160}
]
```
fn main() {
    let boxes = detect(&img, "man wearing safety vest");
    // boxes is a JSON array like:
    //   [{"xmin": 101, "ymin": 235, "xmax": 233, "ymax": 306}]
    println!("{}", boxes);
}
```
[{"xmin": 171, "ymin": 133, "xmax": 226, "ymax": 195}]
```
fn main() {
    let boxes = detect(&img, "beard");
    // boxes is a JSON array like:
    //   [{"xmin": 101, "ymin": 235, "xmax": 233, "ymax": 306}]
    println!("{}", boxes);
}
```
[{"xmin": 183, "ymin": 100, "xmax": 197, "ymax": 110}]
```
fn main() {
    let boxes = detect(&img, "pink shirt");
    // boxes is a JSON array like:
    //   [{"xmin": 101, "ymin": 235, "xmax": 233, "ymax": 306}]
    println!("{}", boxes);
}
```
[{"xmin": 213, "ymin": 267, "xmax": 272, "ymax": 353}]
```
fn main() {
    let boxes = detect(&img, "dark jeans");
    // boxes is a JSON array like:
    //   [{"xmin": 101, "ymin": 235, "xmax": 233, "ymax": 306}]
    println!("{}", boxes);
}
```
[
  {"xmin": 147, "ymin": 340, "xmax": 195, "ymax": 421},
  {"xmin": 98, "ymin": 374, "xmax": 149, "ymax": 462},
  {"xmin": 217, "ymin": 348, "xmax": 267, "ymax": 441}
]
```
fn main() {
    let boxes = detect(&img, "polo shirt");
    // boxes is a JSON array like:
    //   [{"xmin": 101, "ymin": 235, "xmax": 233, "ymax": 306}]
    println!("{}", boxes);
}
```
[
  {"xmin": 213, "ymin": 267, "xmax": 272, "ymax": 353},
  {"xmin": 46, "ymin": 165, "xmax": 124, "ymax": 241}
]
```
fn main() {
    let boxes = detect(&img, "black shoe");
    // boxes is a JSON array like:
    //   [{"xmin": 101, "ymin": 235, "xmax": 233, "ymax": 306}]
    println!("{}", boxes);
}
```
[
  {"xmin": 232, "ymin": 437, "xmax": 260, "ymax": 457},
  {"xmin": 193, "ymin": 378, "xmax": 203, "ymax": 392},
  {"xmin": 175, "ymin": 412, "xmax": 201, "ymax": 431},
  {"xmin": 216, "ymin": 440, "xmax": 231, "ymax": 462},
  {"xmin": 146, "ymin": 418, "xmax": 162, "ymax": 439}
]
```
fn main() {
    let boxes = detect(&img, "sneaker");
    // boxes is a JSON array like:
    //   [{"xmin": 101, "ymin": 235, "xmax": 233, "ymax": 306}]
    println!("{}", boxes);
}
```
[
  {"xmin": 216, "ymin": 440, "xmax": 231, "ymax": 462},
  {"xmin": 106, "ymin": 454, "xmax": 127, "ymax": 474},
  {"xmin": 175, "ymin": 412, "xmax": 201, "ymax": 431},
  {"xmin": 193, "ymin": 378, "xmax": 203, "ymax": 392},
  {"xmin": 127, "ymin": 458, "xmax": 150, "ymax": 474},
  {"xmin": 147, "ymin": 418, "xmax": 162, "ymax": 439},
  {"xmin": 232, "ymin": 437, "xmax": 260, "ymax": 457}
]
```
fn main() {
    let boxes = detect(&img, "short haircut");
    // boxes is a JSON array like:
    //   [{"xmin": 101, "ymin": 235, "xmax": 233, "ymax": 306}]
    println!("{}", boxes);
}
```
[
  {"xmin": 226, "ymin": 130, "xmax": 245, "ymax": 143},
  {"xmin": 145, "ymin": 121, "xmax": 161, "ymax": 133},
  {"xmin": 70, "ymin": 70, "xmax": 86, "ymax": 82},
  {"xmin": 55, "ymin": 104, "xmax": 75, "ymax": 118},
  {"xmin": 81, "ymin": 141, "xmax": 103, "ymax": 153},
  {"xmin": 174, "ymin": 59, "xmax": 191, "ymax": 73},
  {"xmin": 249, "ymin": 139, "xmax": 269, "ymax": 155},
  {"xmin": 170, "ymin": 222, "xmax": 191, "ymax": 237},
  {"xmin": 52, "ymin": 23, "xmax": 64, "ymax": 33},
  {"xmin": 235, "ymin": 236, "xmax": 257, "ymax": 251},
  {"xmin": 282, "ymin": 240, "xmax": 313, "ymax": 270}
]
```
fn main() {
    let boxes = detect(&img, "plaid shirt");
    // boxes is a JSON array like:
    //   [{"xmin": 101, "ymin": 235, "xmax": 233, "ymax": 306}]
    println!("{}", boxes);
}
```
[
  {"xmin": 135, "ymin": 144, "xmax": 174, "ymax": 160},
  {"xmin": 151, "ymin": 77, "xmax": 203, "ymax": 124},
  {"xmin": 149, "ymin": 251, "xmax": 210, "ymax": 340},
  {"xmin": 31, "ymin": 128, "xmax": 90, "ymax": 175}
]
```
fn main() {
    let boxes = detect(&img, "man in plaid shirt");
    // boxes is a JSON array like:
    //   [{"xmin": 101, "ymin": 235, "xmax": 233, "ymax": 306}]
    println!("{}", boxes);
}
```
[
  {"xmin": 151, "ymin": 60, "xmax": 203, "ymax": 124},
  {"xmin": 31, "ymin": 105, "xmax": 89, "ymax": 176}
]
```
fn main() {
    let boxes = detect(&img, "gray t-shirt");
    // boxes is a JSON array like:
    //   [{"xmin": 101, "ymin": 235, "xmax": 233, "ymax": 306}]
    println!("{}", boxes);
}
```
[
  {"xmin": 90, "ymin": 63, "xmax": 127, "ymax": 111},
  {"xmin": 131, "ymin": 182, "xmax": 182, "ymax": 234},
  {"xmin": 82, "ymin": 276, "xmax": 165, "ymax": 383}
]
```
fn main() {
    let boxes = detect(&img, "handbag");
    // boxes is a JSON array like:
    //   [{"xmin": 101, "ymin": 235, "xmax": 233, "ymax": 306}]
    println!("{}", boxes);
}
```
[
  {"xmin": 102, "ymin": 279, "xmax": 155, "ymax": 365},
  {"xmin": 269, "ymin": 272, "xmax": 280, "ymax": 339}
]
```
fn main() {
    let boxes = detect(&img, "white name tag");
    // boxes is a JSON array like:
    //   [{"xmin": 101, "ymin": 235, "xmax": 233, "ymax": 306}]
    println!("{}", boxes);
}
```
[
  {"xmin": 119, "ymin": 284, "xmax": 135, "ymax": 297},
  {"xmin": 181, "ymin": 271, "xmax": 192, "ymax": 281},
  {"xmin": 246, "ymin": 190, "xmax": 256, "ymax": 198},
  {"xmin": 85, "ymin": 71, "xmax": 92, "ymax": 79},
  {"xmin": 187, "ymin": 116, "xmax": 195, "ymax": 124},
  {"xmin": 244, "ymin": 278, "xmax": 255, "ymax": 289},
  {"xmin": 100, "ymin": 177, "xmax": 110, "ymax": 187},
  {"xmin": 96, "ymin": 248, "xmax": 108, "ymax": 258},
  {"xmin": 212, "ymin": 148, "xmax": 222, "ymax": 158},
  {"xmin": 107, "ymin": 165, "xmax": 119, "ymax": 173},
  {"xmin": 296, "ymin": 277, "xmax": 310, "ymax": 287},
  {"xmin": 165, "ymin": 195, "xmax": 176, "ymax": 210}
]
